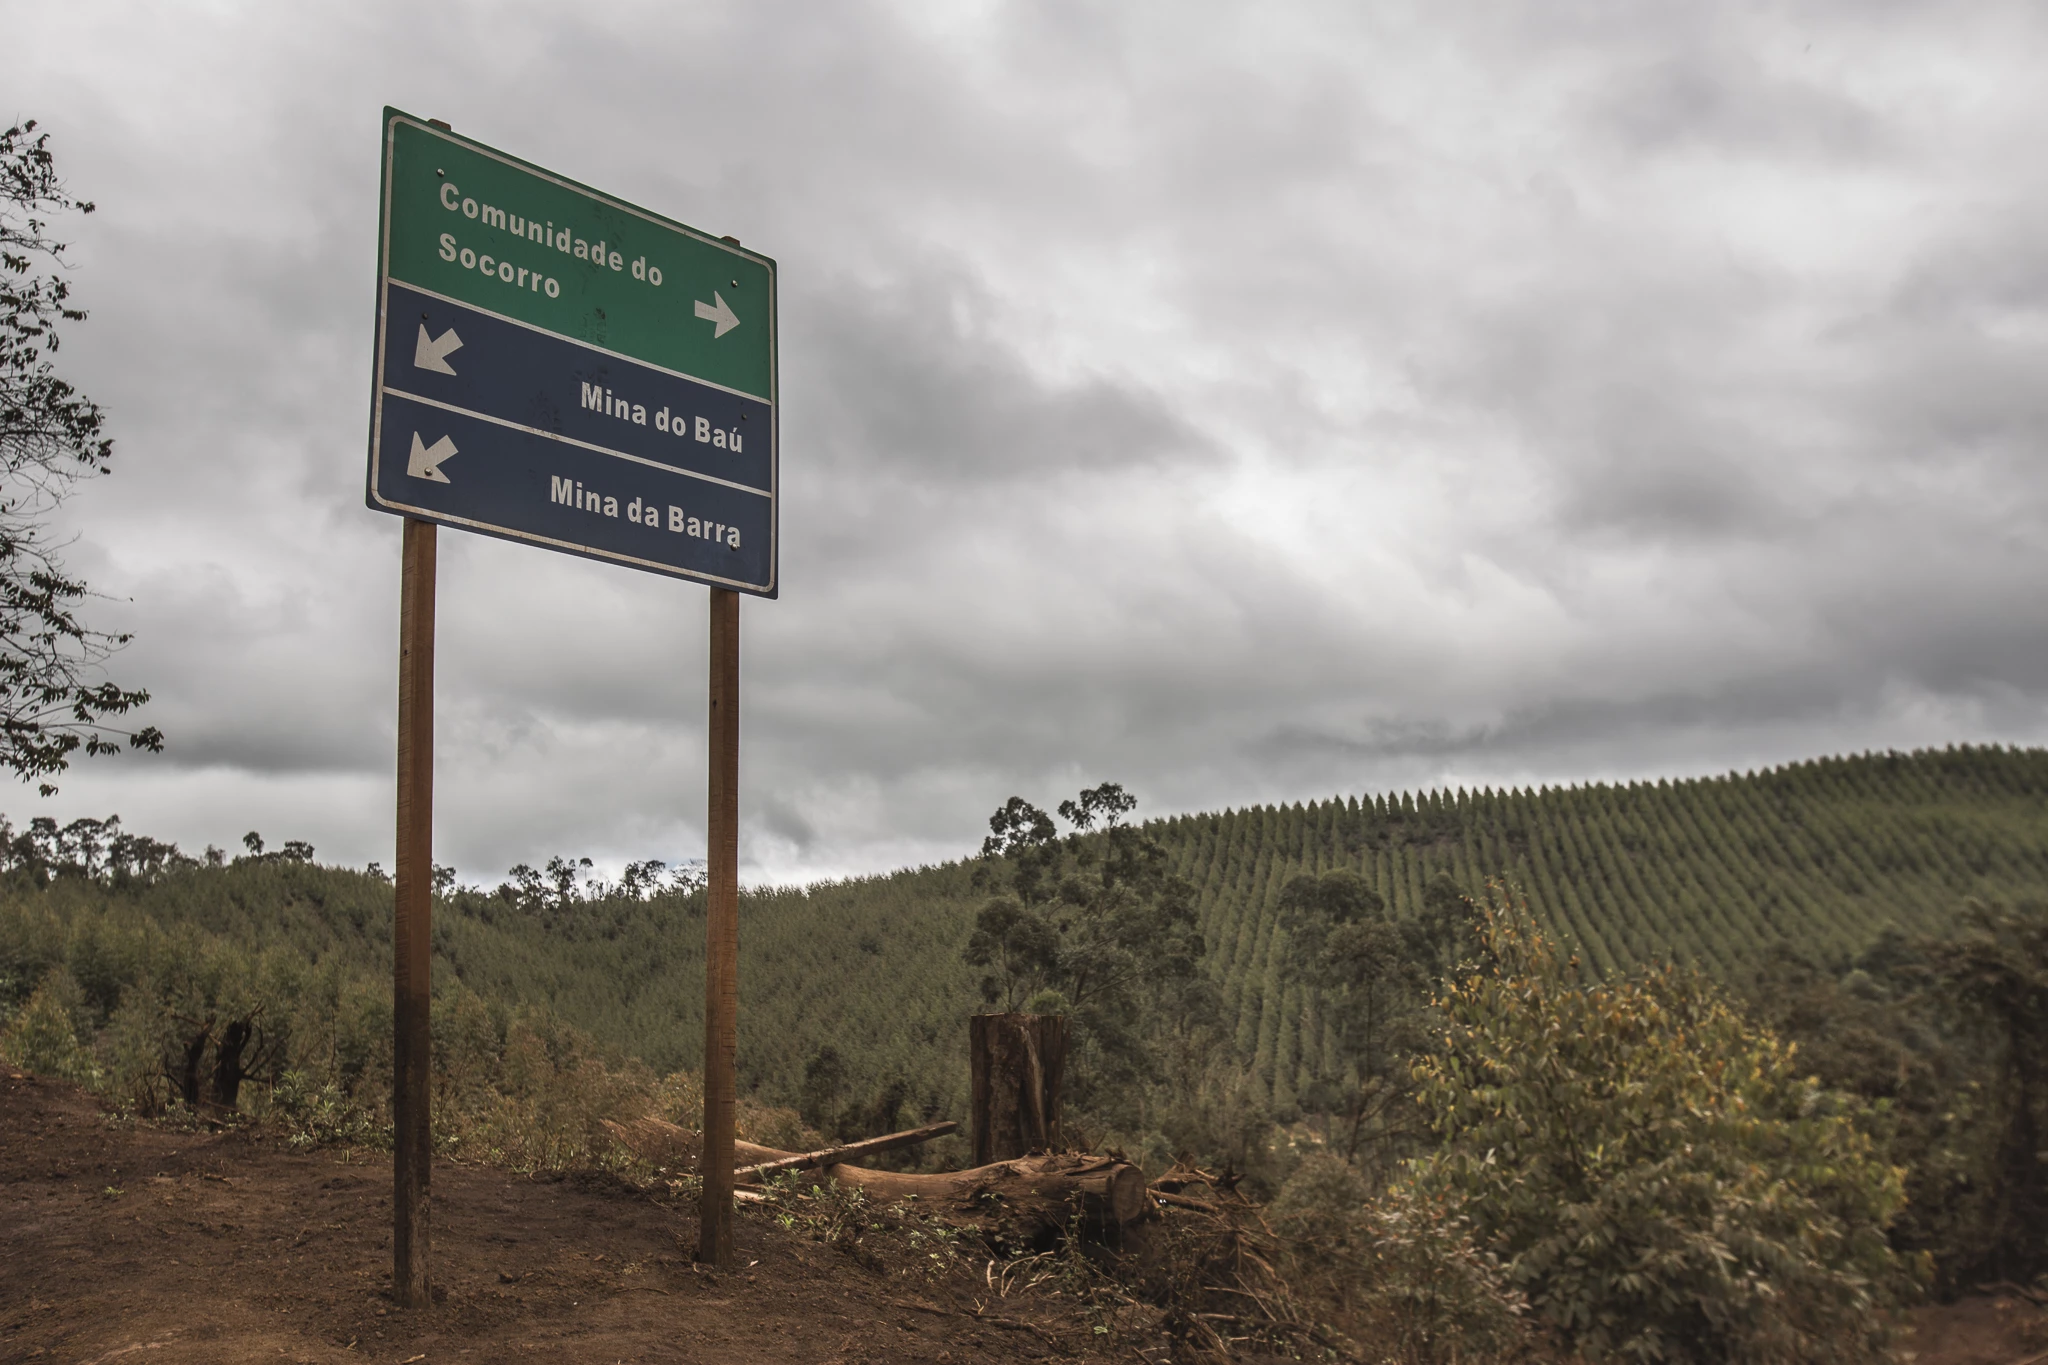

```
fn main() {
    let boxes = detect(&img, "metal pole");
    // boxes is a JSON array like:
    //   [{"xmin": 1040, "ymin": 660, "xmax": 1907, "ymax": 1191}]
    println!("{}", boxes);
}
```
[
  {"xmin": 698, "ymin": 586, "xmax": 740, "ymax": 1267},
  {"xmin": 392, "ymin": 517, "xmax": 437, "ymax": 1307}
]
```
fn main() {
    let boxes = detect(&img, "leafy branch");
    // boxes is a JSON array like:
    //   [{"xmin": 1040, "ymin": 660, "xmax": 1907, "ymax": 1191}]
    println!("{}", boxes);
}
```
[{"xmin": 0, "ymin": 120, "xmax": 158, "ymax": 794}]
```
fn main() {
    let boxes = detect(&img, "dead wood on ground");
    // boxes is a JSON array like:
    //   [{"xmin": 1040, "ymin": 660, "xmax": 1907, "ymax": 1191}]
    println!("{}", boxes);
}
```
[
  {"xmin": 734, "ymin": 1121, "xmax": 958, "ymax": 1178},
  {"xmin": 605, "ymin": 1115, "xmax": 1151, "ymax": 1247}
]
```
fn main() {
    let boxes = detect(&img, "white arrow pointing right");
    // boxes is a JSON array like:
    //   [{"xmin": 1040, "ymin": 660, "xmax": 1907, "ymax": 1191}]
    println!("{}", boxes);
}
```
[
  {"xmin": 407, "ymin": 432, "xmax": 457, "ymax": 483},
  {"xmin": 415, "ymin": 324, "xmax": 463, "ymax": 374},
  {"xmin": 694, "ymin": 292, "xmax": 740, "ymax": 339}
]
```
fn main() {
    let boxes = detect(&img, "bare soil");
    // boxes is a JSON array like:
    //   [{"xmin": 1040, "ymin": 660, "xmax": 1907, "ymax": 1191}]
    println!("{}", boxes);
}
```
[
  {"xmin": 0, "ymin": 1066, "xmax": 1136, "ymax": 1365},
  {"xmin": 1906, "ymin": 1292, "xmax": 2048, "ymax": 1365}
]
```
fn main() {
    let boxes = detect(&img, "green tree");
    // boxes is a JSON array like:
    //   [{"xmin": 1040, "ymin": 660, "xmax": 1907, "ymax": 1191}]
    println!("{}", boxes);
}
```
[
  {"xmin": 1, "ymin": 122, "xmax": 159, "ymax": 793},
  {"xmin": 1746, "ymin": 941, "xmax": 1996, "ymax": 1297},
  {"xmin": 1909, "ymin": 900, "xmax": 2048, "ymax": 1283},
  {"xmin": 0, "ymin": 964, "xmax": 93, "ymax": 1081},
  {"xmin": 799, "ymin": 1043, "xmax": 847, "ymax": 1132},
  {"xmin": 1277, "ymin": 868, "xmax": 1429, "ymax": 1173},
  {"xmin": 1398, "ymin": 884, "xmax": 1911, "ymax": 1364},
  {"xmin": 964, "ymin": 782, "xmax": 1204, "ymax": 1115}
]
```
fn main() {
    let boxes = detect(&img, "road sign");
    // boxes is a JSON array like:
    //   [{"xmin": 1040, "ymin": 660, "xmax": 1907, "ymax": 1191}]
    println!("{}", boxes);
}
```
[{"xmin": 366, "ymin": 109, "xmax": 777, "ymax": 596}]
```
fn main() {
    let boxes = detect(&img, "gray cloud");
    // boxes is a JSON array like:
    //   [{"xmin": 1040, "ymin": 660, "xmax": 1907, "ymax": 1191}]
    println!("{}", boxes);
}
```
[{"xmin": 792, "ymin": 267, "xmax": 1217, "ymax": 484}]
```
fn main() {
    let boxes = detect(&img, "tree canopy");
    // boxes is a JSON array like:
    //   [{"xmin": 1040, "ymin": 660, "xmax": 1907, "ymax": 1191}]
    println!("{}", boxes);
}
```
[
  {"xmin": 0, "ymin": 120, "xmax": 157, "ymax": 793},
  {"xmin": 1399, "ymin": 886, "xmax": 1912, "ymax": 1364},
  {"xmin": 964, "ymin": 782, "xmax": 1208, "ymax": 1116},
  {"xmin": 1907, "ymin": 900, "xmax": 2048, "ymax": 1283}
]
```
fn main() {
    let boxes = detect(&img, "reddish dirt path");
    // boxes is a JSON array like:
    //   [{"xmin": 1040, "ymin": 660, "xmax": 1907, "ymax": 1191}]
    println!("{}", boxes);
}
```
[{"xmin": 0, "ymin": 1068, "xmax": 1128, "ymax": 1365}]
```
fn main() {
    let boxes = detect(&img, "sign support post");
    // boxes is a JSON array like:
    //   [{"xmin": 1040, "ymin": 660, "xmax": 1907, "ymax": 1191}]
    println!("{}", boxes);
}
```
[
  {"xmin": 367, "ymin": 107, "xmax": 776, "ymax": 1285},
  {"xmin": 698, "ymin": 587, "xmax": 740, "ymax": 1267},
  {"xmin": 392, "ymin": 516, "xmax": 437, "ymax": 1308}
]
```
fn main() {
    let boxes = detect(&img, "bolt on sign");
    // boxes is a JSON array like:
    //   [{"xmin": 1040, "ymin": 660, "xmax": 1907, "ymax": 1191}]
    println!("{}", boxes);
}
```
[{"xmin": 366, "ymin": 107, "xmax": 778, "ymax": 596}]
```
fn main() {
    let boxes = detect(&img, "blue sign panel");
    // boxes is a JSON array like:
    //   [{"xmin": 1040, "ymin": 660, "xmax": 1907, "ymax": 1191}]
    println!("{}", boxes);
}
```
[{"xmin": 367, "ymin": 113, "xmax": 777, "ymax": 595}]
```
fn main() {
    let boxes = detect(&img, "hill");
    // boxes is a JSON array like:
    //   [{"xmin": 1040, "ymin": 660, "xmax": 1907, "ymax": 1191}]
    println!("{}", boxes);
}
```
[
  {"xmin": 1160, "ymin": 744, "xmax": 2048, "ymax": 1110},
  {"xmin": 3, "ymin": 745, "xmax": 2044, "ymax": 1126}
]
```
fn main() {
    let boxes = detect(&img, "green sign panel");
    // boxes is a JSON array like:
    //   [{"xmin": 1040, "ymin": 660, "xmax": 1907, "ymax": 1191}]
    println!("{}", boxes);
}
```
[
  {"xmin": 367, "ymin": 109, "xmax": 778, "ymax": 594},
  {"xmin": 382, "ymin": 111, "xmax": 774, "ymax": 395}
]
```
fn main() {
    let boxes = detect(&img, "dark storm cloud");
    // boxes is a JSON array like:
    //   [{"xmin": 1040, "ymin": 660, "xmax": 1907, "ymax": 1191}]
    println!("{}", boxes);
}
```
[
  {"xmin": 1258, "ymin": 671, "xmax": 2011, "ymax": 775},
  {"xmin": 8, "ymin": 0, "xmax": 2047, "ymax": 882},
  {"xmin": 790, "ymin": 268, "xmax": 1216, "ymax": 483}
]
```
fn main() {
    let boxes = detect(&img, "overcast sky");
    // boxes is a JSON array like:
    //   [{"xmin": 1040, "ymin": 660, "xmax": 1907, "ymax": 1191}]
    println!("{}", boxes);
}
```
[{"xmin": 8, "ymin": 0, "xmax": 2046, "ymax": 885}]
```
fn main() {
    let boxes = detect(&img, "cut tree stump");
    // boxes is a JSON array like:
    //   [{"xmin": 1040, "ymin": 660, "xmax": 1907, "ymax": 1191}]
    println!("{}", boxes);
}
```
[{"xmin": 969, "ymin": 1013, "xmax": 1067, "ymax": 1165}]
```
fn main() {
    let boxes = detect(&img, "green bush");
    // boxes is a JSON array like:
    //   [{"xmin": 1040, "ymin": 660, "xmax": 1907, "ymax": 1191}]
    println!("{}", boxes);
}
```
[
  {"xmin": 1397, "ymin": 885, "xmax": 1913, "ymax": 1364},
  {"xmin": 1909, "ymin": 900, "xmax": 2048, "ymax": 1285},
  {"xmin": 1, "ymin": 968, "xmax": 96, "ymax": 1083},
  {"xmin": 270, "ymin": 1069, "xmax": 385, "ymax": 1149},
  {"xmin": 1276, "ymin": 1154, "xmax": 1536, "ymax": 1364}
]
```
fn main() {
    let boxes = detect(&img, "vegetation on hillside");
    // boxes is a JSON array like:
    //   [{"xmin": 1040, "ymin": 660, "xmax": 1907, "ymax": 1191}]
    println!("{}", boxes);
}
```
[
  {"xmin": 3, "ymin": 744, "xmax": 2046, "ymax": 1360},
  {"xmin": 1163, "ymin": 744, "xmax": 2048, "ymax": 1117},
  {"xmin": 5, "ymin": 746, "xmax": 2039, "ymax": 1141}
]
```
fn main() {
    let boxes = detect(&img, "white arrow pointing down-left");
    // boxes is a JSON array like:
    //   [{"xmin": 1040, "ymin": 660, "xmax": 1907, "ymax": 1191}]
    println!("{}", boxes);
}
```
[
  {"xmin": 415, "ymin": 324, "xmax": 463, "ymax": 374},
  {"xmin": 408, "ymin": 432, "xmax": 456, "ymax": 483}
]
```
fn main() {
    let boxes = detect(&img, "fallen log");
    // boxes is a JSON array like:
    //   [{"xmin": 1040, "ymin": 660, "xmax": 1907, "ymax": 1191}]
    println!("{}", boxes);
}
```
[
  {"xmin": 603, "ymin": 1115, "xmax": 1151, "ymax": 1247},
  {"xmin": 601, "ymin": 1116, "xmax": 789, "ymax": 1171},
  {"xmin": 824, "ymin": 1152, "xmax": 1150, "ymax": 1239},
  {"xmin": 734, "ymin": 1122, "xmax": 958, "ymax": 1179},
  {"xmin": 1153, "ymin": 1189, "xmax": 1222, "ymax": 1213},
  {"xmin": 1149, "ymin": 1161, "xmax": 1221, "ymax": 1195}
]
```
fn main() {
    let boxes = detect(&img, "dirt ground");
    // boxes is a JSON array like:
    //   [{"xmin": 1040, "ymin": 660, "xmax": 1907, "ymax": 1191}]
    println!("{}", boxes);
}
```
[
  {"xmin": 7, "ymin": 1064, "xmax": 2045, "ymax": 1365},
  {"xmin": 1906, "ymin": 1292, "xmax": 2048, "ymax": 1365},
  {"xmin": 0, "ymin": 1066, "xmax": 1143, "ymax": 1365}
]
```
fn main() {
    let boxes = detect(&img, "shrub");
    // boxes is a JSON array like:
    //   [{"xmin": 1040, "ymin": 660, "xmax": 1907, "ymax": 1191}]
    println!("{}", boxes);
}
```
[
  {"xmin": 436, "ymin": 1013, "xmax": 655, "ymax": 1171},
  {"xmin": 270, "ymin": 1069, "xmax": 385, "ymax": 1149},
  {"xmin": 1397, "ymin": 886, "xmax": 1913, "ymax": 1364},
  {"xmin": 1276, "ymin": 1154, "xmax": 1536, "ymax": 1364},
  {"xmin": 1, "ymin": 967, "xmax": 95, "ymax": 1082},
  {"xmin": 1909, "ymin": 899, "xmax": 2048, "ymax": 1284}
]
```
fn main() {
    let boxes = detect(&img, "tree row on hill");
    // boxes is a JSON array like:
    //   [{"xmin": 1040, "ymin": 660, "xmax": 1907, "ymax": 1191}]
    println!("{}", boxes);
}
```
[{"xmin": 1165, "ymin": 744, "xmax": 2048, "ymax": 1114}]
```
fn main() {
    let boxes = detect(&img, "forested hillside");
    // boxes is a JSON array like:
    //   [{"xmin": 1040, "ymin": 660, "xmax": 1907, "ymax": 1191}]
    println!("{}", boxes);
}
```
[
  {"xmin": 3, "ymin": 745, "xmax": 2043, "ymax": 1129},
  {"xmin": 1167, "ymin": 744, "xmax": 2048, "ymax": 1112}
]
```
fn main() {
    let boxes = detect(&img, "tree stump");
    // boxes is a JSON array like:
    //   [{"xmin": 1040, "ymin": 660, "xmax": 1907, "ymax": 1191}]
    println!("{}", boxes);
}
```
[{"xmin": 970, "ymin": 1013, "xmax": 1067, "ymax": 1165}]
